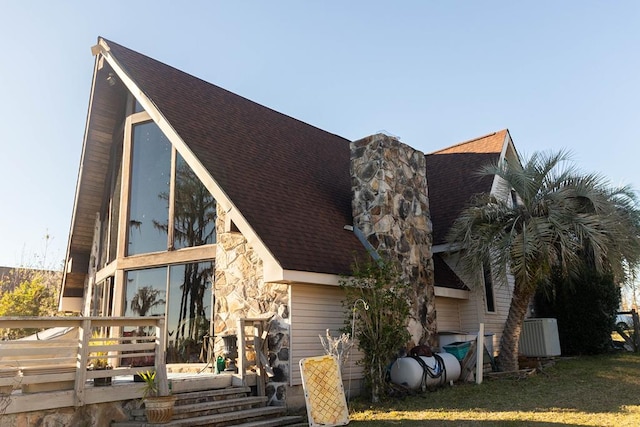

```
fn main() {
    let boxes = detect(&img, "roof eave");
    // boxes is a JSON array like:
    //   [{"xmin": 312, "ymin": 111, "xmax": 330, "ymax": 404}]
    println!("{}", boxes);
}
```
[{"xmin": 59, "ymin": 51, "xmax": 103, "ymax": 311}]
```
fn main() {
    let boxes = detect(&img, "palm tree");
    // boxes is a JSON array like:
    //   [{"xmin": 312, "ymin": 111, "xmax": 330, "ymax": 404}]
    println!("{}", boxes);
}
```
[
  {"xmin": 130, "ymin": 285, "xmax": 166, "ymax": 336},
  {"xmin": 131, "ymin": 286, "xmax": 166, "ymax": 317},
  {"xmin": 447, "ymin": 150, "xmax": 640, "ymax": 372}
]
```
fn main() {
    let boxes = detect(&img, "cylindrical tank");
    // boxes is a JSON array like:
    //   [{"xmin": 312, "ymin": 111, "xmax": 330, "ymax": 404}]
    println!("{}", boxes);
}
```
[{"xmin": 389, "ymin": 352, "xmax": 461, "ymax": 390}]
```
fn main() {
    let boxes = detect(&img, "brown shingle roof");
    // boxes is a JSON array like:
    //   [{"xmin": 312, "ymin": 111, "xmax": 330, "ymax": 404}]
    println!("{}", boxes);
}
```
[
  {"xmin": 426, "ymin": 130, "xmax": 507, "ymax": 246},
  {"xmin": 104, "ymin": 38, "xmax": 366, "ymax": 275}
]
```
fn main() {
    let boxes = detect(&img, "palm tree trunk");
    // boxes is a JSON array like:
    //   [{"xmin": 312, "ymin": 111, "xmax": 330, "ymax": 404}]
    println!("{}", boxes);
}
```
[{"xmin": 497, "ymin": 280, "xmax": 535, "ymax": 372}]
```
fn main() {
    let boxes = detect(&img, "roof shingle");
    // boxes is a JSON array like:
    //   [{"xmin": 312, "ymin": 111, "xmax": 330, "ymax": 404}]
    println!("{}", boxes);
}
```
[
  {"xmin": 426, "ymin": 130, "xmax": 507, "ymax": 246},
  {"xmin": 104, "ymin": 38, "xmax": 366, "ymax": 276}
]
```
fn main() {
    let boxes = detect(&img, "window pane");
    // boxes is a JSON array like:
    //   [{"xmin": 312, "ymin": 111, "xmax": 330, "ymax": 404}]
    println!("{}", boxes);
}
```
[
  {"xmin": 166, "ymin": 262, "xmax": 213, "ymax": 363},
  {"xmin": 173, "ymin": 154, "xmax": 217, "ymax": 249},
  {"xmin": 124, "ymin": 268, "xmax": 167, "ymax": 318},
  {"xmin": 123, "ymin": 268, "xmax": 167, "ymax": 367},
  {"xmin": 128, "ymin": 122, "xmax": 171, "ymax": 255},
  {"xmin": 483, "ymin": 265, "xmax": 496, "ymax": 313},
  {"xmin": 108, "ymin": 146, "xmax": 122, "ymax": 263}
]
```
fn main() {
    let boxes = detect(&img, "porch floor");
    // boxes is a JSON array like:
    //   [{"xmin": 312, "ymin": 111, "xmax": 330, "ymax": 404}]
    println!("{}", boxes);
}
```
[{"xmin": 3, "ymin": 366, "xmax": 257, "ymax": 415}]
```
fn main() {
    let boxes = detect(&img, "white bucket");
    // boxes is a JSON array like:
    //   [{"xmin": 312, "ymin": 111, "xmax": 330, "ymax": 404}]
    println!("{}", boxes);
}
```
[{"xmin": 390, "ymin": 352, "xmax": 461, "ymax": 390}]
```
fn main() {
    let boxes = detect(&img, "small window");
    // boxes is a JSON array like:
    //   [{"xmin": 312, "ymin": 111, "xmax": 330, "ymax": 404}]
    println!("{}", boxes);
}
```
[
  {"xmin": 483, "ymin": 264, "xmax": 496, "ymax": 313},
  {"xmin": 510, "ymin": 190, "xmax": 518, "ymax": 207}
]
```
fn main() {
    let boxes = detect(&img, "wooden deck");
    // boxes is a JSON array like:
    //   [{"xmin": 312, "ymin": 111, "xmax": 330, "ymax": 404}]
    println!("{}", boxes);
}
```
[
  {"xmin": 0, "ymin": 316, "xmax": 265, "ymax": 416},
  {"xmin": 3, "ymin": 369, "xmax": 255, "ymax": 414}
]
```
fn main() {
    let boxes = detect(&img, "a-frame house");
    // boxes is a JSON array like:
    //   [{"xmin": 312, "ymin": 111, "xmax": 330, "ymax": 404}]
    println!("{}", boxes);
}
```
[{"xmin": 60, "ymin": 37, "xmax": 519, "ymax": 407}]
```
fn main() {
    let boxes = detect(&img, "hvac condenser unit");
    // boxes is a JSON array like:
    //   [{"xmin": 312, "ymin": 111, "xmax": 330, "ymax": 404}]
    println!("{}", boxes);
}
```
[{"xmin": 518, "ymin": 318, "xmax": 561, "ymax": 357}]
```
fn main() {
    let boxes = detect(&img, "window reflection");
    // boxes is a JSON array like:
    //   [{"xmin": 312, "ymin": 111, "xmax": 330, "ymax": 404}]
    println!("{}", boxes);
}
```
[
  {"xmin": 124, "ymin": 268, "xmax": 167, "ymax": 318},
  {"xmin": 123, "ymin": 268, "xmax": 167, "ymax": 367},
  {"xmin": 123, "ymin": 263, "xmax": 213, "ymax": 364},
  {"xmin": 167, "ymin": 262, "xmax": 213, "ymax": 363},
  {"xmin": 173, "ymin": 154, "xmax": 216, "ymax": 249},
  {"xmin": 128, "ymin": 122, "xmax": 171, "ymax": 255}
]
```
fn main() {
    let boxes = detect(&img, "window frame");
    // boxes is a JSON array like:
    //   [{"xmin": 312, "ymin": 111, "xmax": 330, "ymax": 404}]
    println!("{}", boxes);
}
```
[{"xmin": 483, "ymin": 263, "xmax": 497, "ymax": 314}]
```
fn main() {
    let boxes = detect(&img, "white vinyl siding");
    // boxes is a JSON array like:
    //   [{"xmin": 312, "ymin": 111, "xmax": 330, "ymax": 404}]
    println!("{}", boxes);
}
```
[
  {"xmin": 290, "ymin": 283, "xmax": 363, "ymax": 386},
  {"xmin": 434, "ymin": 297, "xmax": 462, "ymax": 331},
  {"xmin": 437, "ymin": 252, "xmax": 514, "ymax": 355}
]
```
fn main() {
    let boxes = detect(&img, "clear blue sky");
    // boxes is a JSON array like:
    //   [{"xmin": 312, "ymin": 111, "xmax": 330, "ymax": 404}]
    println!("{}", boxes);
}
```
[{"xmin": 1, "ymin": 1, "xmax": 639, "ymax": 269}]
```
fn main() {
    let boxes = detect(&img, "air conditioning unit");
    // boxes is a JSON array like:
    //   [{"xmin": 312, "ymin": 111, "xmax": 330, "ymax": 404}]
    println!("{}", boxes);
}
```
[{"xmin": 519, "ymin": 318, "xmax": 561, "ymax": 357}]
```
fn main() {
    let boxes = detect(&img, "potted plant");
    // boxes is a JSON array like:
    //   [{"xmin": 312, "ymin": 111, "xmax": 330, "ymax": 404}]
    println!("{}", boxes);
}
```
[
  {"xmin": 138, "ymin": 370, "xmax": 176, "ymax": 424},
  {"xmin": 89, "ymin": 334, "xmax": 115, "ymax": 386}
]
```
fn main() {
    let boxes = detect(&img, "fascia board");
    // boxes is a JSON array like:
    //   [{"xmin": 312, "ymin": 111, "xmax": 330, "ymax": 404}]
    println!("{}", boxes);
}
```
[
  {"xmin": 272, "ymin": 270, "xmax": 341, "ymax": 286},
  {"xmin": 434, "ymin": 286, "xmax": 469, "ymax": 299},
  {"xmin": 95, "ymin": 41, "xmax": 285, "ymax": 281},
  {"xmin": 60, "ymin": 52, "xmax": 102, "ymax": 304},
  {"xmin": 432, "ymin": 243, "xmax": 460, "ymax": 253}
]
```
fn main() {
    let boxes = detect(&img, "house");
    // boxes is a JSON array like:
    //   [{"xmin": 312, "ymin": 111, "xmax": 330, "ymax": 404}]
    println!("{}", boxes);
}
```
[
  {"xmin": 60, "ymin": 37, "xmax": 516, "ymax": 407},
  {"xmin": 426, "ymin": 130, "xmax": 520, "ymax": 349}
]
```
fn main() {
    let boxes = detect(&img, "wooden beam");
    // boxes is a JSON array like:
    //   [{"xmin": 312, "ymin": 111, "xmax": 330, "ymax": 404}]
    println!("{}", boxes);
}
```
[
  {"xmin": 476, "ymin": 324, "xmax": 484, "ymax": 384},
  {"xmin": 116, "ymin": 244, "xmax": 216, "ymax": 270}
]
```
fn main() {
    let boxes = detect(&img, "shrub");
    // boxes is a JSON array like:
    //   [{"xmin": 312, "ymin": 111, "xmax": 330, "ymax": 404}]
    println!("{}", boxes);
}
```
[
  {"xmin": 535, "ymin": 267, "xmax": 620, "ymax": 355},
  {"xmin": 340, "ymin": 258, "xmax": 411, "ymax": 403}
]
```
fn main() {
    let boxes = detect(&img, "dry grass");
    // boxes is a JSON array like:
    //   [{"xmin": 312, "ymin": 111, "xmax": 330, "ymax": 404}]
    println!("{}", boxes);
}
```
[{"xmin": 347, "ymin": 352, "xmax": 640, "ymax": 426}]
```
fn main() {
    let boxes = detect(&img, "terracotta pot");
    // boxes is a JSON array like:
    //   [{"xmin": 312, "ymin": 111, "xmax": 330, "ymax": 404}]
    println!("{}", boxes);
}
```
[{"xmin": 144, "ymin": 395, "xmax": 177, "ymax": 424}]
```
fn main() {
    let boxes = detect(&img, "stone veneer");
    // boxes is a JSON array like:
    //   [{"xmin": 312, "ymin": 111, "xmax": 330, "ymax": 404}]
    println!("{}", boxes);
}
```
[
  {"xmin": 0, "ymin": 401, "xmax": 130, "ymax": 427},
  {"xmin": 350, "ymin": 133, "xmax": 437, "ymax": 347},
  {"xmin": 214, "ymin": 204, "xmax": 290, "ymax": 406}
]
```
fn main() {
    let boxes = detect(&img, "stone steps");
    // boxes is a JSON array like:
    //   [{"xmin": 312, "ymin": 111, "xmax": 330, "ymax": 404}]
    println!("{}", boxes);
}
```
[
  {"xmin": 230, "ymin": 416, "xmax": 307, "ymax": 427},
  {"xmin": 112, "ymin": 406, "xmax": 299, "ymax": 427},
  {"xmin": 174, "ymin": 387, "xmax": 253, "ymax": 405},
  {"xmin": 111, "ymin": 386, "xmax": 306, "ymax": 427},
  {"xmin": 173, "ymin": 396, "xmax": 267, "ymax": 419}
]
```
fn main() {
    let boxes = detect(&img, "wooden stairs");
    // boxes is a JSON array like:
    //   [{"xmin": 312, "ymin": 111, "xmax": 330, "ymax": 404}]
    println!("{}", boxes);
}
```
[{"xmin": 111, "ymin": 386, "xmax": 307, "ymax": 427}]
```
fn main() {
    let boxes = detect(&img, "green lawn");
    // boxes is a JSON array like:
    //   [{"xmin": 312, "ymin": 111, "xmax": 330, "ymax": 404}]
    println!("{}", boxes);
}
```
[{"xmin": 346, "ymin": 352, "xmax": 640, "ymax": 427}]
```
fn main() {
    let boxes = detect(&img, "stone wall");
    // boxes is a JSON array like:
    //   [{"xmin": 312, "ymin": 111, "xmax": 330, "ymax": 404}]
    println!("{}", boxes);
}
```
[
  {"xmin": 0, "ymin": 401, "xmax": 130, "ymax": 427},
  {"xmin": 350, "ymin": 133, "xmax": 437, "ymax": 347},
  {"xmin": 214, "ymin": 205, "xmax": 290, "ymax": 406}
]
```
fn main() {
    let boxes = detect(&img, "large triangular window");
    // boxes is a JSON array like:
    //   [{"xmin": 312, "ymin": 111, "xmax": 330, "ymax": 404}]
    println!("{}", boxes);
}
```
[{"xmin": 127, "ymin": 119, "xmax": 216, "ymax": 256}]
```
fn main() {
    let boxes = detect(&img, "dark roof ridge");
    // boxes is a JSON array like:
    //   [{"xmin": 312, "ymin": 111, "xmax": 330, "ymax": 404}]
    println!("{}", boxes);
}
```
[
  {"xmin": 100, "ymin": 37, "xmax": 349, "ymax": 143},
  {"xmin": 428, "ymin": 129, "xmax": 507, "ymax": 155}
]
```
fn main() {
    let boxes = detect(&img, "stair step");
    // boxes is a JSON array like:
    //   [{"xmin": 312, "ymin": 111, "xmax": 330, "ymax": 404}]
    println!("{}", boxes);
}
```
[
  {"xmin": 174, "ymin": 406, "xmax": 286, "ymax": 427},
  {"xmin": 112, "ymin": 406, "xmax": 287, "ymax": 427},
  {"xmin": 174, "ymin": 387, "xmax": 252, "ymax": 405},
  {"xmin": 172, "ymin": 396, "xmax": 267, "ymax": 419},
  {"xmin": 230, "ymin": 415, "xmax": 306, "ymax": 427}
]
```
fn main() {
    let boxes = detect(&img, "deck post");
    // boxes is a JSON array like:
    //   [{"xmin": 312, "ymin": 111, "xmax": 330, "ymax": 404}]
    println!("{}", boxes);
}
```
[
  {"xmin": 155, "ymin": 318, "xmax": 169, "ymax": 396},
  {"xmin": 237, "ymin": 318, "xmax": 246, "ymax": 385},
  {"xmin": 254, "ymin": 320, "xmax": 266, "ymax": 397},
  {"xmin": 75, "ymin": 318, "xmax": 92, "ymax": 406}
]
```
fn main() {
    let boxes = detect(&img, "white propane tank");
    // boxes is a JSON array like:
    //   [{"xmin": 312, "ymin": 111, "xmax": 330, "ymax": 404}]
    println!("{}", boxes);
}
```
[{"xmin": 389, "ymin": 352, "xmax": 461, "ymax": 390}]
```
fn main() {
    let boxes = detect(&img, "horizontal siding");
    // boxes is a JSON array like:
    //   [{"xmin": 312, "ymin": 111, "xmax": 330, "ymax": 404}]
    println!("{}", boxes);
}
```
[
  {"xmin": 439, "ymin": 252, "xmax": 515, "ymax": 356},
  {"xmin": 434, "ymin": 297, "xmax": 461, "ymax": 332},
  {"xmin": 290, "ymin": 284, "xmax": 363, "ymax": 386},
  {"xmin": 479, "ymin": 273, "xmax": 514, "ymax": 354}
]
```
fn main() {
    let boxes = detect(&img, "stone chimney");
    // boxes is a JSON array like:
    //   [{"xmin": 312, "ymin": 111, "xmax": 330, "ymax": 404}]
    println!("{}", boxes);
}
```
[{"xmin": 350, "ymin": 133, "xmax": 436, "ymax": 347}]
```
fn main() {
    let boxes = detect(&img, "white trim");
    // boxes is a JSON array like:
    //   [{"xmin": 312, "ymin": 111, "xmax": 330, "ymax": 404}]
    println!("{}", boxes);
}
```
[
  {"xmin": 270, "ymin": 270, "xmax": 341, "ymax": 286},
  {"xmin": 432, "ymin": 243, "xmax": 457, "ymax": 253},
  {"xmin": 97, "ymin": 39, "xmax": 285, "ymax": 281},
  {"xmin": 434, "ymin": 286, "xmax": 469, "ymax": 299},
  {"xmin": 60, "ymin": 297, "xmax": 83, "ymax": 313}
]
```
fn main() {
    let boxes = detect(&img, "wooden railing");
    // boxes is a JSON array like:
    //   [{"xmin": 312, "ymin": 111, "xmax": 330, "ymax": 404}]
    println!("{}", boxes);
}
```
[
  {"xmin": 236, "ymin": 317, "xmax": 269, "ymax": 397},
  {"xmin": 0, "ymin": 316, "xmax": 167, "ymax": 412}
]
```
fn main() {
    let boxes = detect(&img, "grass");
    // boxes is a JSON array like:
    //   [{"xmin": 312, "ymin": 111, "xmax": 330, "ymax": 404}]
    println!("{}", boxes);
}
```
[{"xmin": 346, "ymin": 352, "xmax": 640, "ymax": 427}]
